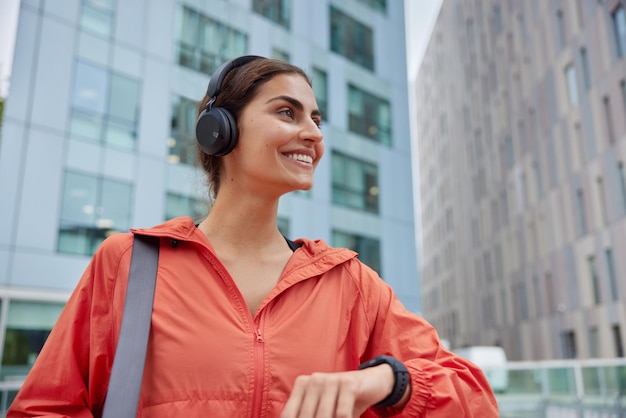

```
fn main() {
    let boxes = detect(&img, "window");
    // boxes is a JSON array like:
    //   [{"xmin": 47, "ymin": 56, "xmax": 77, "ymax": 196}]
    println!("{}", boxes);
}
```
[
  {"xmin": 333, "ymin": 230, "xmax": 381, "ymax": 274},
  {"xmin": 58, "ymin": 171, "xmax": 133, "ymax": 255},
  {"xmin": 330, "ymin": 7, "xmax": 374, "ymax": 70},
  {"xmin": 612, "ymin": 5, "xmax": 626, "ymax": 58},
  {"xmin": 622, "ymin": 81, "xmax": 626, "ymax": 118},
  {"xmin": 168, "ymin": 96, "xmax": 199, "ymax": 165},
  {"xmin": 580, "ymin": 48, "xmax": 591, "ymax": 88},
  {"xmin": 357, "ymin": 0, "xmax": 386, "ymax": 13},
  {"xmin": 606, "ymin": 249, "xmax": 619, "ymax": 301},
  {"xmin": 165, "ymin": 192, "xmax": 208, "ymax": 223},
  {"xmin": 604, "ymin": 96, "xmax": 615, "ymax": 143},
  {"xmin": 176, "ymin": 6, "xmax": 247, "ymax": 74},
  {"xmin": 69, "ymin": 60, "xmax": 141, "ymax": 150},
  {"xmin": 79, "ymin": 0, "xmax": 115, "ymax": 38},
  {"xmin": 311, "ymin": 68, "xmax": 328, "ymax": 121},
  {"xmin": 588, "ymin": 256, "xmax": 601, "ymax": 304},
  {"xmin": 545, "ymin": 273, "xmax": 556, "ymax": 314},
  {"xmin": 597, "ymin": 176, "xmax": 608, "ymax": 225},
  {"xmin": 561, "ymin": 330, "xmax": 577, "ymax": 359},
  {"xmin": 517, "ymin": 282, "xmax": 529, "ymax": 320},
  {"xmin": 533, "ymin": 160, "xmax": 543, "ymax": 198},
  {"xmin": 556, "ymin": 9, "xmax": 566, "ymax": 49},
  {"xmin": 533, "ymin": 276, "xmax": 543, "ymax": 317},
  {"xmin": 272, "ymin": 48, "xmax": 290, "ymax": 62},
  {"xmin": 613, "ymin": 324, "xmax": 624, "ymax": 357},
  {"xmin": 332, "ymin": 152, "xmax": 379, "ymax": 213},
  {"xmin": 277, "ymin": 217, "xmax": 290, "ymax": 237},
  {"xmin": 619, "ymin": 162, "xmax": 626, "ymax": 212},
  {"xmin": 588, "ymin": 327, "xmax": 599, "ymax": 358},
  {"xmin": 348, "ymin": 84, "xmax": 391, "ymax": 145},
  {"xmin": 2, "ymin": 301, "xmax": 64, "ymax": 379},
  {"xmin": 253, "ymin": 0, "xmax": 290, "ymax": 29},
  {"xmin": 565, "ymin": 64, "xmax": 578, "ymax": 107},
  {"xmin": 576, "ymin": 188, "xmax": 587, "ymax": 235},
  {"xmin": 493, "ymin": 4, "xmax": 503, "ymax": 34}
]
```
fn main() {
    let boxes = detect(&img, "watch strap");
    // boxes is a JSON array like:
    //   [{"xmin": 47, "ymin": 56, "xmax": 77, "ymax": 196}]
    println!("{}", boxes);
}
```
[{"xmin": 358, "ymin": 355, "xmax": 410, "ymax": 407}]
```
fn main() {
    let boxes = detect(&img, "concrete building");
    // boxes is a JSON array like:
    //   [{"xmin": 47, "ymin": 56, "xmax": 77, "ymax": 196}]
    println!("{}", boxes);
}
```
[
  {"xmin": 0, "ymin": 0, "xmax": 418, "ymax": 408},
  {"xmin": 415, "ymin": 0, "xmax": 626, "ymax": 361}
]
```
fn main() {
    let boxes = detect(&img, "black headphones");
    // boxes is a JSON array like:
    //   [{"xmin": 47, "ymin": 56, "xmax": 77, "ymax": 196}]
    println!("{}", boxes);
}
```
[{"xmin": 195, "ymin": 55, "xmax": 264, "ymax": 156}]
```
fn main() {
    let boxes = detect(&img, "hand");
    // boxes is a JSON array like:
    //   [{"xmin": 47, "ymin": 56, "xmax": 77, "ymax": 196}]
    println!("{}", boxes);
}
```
[{"xmin": 280, "ymin": 364, "xmax": 394, "ymax": 418}]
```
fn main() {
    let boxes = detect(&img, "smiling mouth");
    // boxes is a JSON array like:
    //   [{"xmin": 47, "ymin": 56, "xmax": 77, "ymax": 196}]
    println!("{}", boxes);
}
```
[{"xmin": 285, "ymin": 153, "xmax": 313, "ymax": 164}]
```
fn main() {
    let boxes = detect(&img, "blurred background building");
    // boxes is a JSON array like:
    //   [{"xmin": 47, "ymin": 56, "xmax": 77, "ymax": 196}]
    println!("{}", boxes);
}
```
[
  {"xmin": 415, "ymin": 0, "xmax": 626, "ymax": 361},
  {"xmin": 0, "ymin": 0, "xmax": 419, "ymax": 408}
]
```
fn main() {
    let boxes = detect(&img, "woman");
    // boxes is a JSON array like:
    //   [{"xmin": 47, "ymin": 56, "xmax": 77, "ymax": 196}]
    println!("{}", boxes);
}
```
[{"xmin": 8, "ymin": 56, "xmax": 498, "ymax": 417}]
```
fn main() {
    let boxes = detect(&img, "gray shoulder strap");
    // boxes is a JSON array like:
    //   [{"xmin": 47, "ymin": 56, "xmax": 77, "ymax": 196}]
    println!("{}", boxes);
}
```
[{"xmin": 102, "ymin": 234, "xmax": 160, "ymax": 418}]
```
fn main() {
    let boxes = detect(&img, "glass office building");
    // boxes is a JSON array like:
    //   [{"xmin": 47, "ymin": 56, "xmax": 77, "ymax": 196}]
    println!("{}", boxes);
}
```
[
  {"xmin": 0, "ymin": 0, "xmax": 418, "ymax": 408},
  {"xmin": 415, "ymin": 0, "xmax": 626, "ymax": 361}
]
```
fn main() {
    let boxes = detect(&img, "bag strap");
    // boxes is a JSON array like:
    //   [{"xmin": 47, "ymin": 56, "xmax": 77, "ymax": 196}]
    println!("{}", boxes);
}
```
[{"xmin": 102, "ymin": 234, "xmax": 160, "ymax": 418}]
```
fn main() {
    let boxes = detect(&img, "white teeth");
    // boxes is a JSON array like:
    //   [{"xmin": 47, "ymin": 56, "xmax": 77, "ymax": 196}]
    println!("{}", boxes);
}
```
[{"xmin": 286, "ymin": 153, "xmax": 313, "ymax": 164}]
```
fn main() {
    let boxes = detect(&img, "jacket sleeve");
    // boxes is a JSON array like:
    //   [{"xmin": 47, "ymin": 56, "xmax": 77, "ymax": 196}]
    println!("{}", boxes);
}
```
[
  {"xmin": 7, "ymin": 234, "xmax": 133, "ymax": 418},
  {"xmin": 352, "ymin": 261, "xmax": 499, "ymax": 417}
]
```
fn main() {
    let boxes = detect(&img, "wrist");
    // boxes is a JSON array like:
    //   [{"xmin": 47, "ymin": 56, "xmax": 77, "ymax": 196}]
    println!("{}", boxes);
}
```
[{"xmin": 358, "ymin": 355, "xmax": 410, "ymax": 407}]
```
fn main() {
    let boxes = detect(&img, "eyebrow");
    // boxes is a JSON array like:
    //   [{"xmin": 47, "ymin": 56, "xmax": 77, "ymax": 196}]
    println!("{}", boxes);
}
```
[{"xmin": 267, "ymin": 95, "xmax": 322, "ymax": 119}]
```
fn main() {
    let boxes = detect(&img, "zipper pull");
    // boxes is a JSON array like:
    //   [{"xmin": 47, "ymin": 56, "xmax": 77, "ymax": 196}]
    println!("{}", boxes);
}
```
[{"xmin": 256, "ymin": 329, "xmax": 264, "ymax": 343}]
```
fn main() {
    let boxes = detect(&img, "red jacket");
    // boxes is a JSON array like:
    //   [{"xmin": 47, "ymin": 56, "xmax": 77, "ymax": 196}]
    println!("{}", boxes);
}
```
[{"xmin": 9, "ymin": 217, "xmax": 498, "ymax": 417}]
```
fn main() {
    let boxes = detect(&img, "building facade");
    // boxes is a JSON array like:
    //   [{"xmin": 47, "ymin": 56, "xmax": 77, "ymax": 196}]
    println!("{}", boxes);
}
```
[
  {"xmin": 0, "ymin": 0, "xmax": 418, "ymax": 408},
  {"xmin": 415, "ymin": 0, "xmax": 626, "ymax": 361}
]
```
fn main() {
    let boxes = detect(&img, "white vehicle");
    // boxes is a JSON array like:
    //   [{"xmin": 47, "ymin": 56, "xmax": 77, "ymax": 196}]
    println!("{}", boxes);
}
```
[{"xmin": 453, "ymin": 346, "xmax": 508, "ymax": 393}]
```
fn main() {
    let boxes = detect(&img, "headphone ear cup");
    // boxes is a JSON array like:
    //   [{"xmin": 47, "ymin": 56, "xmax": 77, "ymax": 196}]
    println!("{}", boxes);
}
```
[{"xmin": 196, "ymin": 107, "xmax": 238, "ymax": 156}]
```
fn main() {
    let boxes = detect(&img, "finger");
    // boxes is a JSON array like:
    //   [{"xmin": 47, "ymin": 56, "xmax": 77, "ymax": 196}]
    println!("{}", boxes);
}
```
[
  {"xmin": 281, "ymin": 376, "xmax": 308, "ymax": 418},
  {"xmin": 335, "ymin": 378, "xmax": 358, "ymax": 418},
  {"xmin": 298, "ymin": 374, "xmax": 325, "ymax": 418},
  {"xmin": 313, "ymin": 378, "xmax": 340, "ymax": 418}
]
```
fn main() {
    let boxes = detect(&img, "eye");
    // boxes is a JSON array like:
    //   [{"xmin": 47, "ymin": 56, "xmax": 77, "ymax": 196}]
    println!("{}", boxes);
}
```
[
  {"xmin": 313, "ymin": 117, "xmax": 323, "ymax": 128},
  {"xmin": 279, "ymin": 108, "xmax": 294, "ymax": 119}
]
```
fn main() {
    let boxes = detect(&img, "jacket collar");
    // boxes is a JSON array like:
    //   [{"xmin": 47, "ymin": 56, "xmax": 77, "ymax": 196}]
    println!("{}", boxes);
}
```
[{"xmin": 130, "ymin": 216, "xmax": 359, "ymax": 278}]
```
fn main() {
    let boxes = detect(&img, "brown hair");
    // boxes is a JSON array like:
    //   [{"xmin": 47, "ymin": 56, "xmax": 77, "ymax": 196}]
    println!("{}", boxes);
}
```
[{"xmin": 196, "ymin": 58, "xmax": 311, "ymax": 199}]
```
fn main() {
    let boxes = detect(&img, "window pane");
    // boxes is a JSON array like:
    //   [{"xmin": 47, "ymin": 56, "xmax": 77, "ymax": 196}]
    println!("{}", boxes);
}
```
[
  {"xmin": 277, "ymin": 217, "xmax": 290, "ymax": 237},
  {"xmin": 565, "ymin": 64, "xmax": 578, "ymax": 106},
  {"xmin": 2, "ymin": 301, "xmax": 64, "ymax": 380},
  {"xmin": 253, "ymin": 0, "xmax": 291, "ymax": 29},
  {"xmin": 332, "ymin": 152, "xmax": 379, "ymax": 213},
  {"xmin": 109, "ymin": 74, "xmax": 140, "ymax": 124},
  {"xmin": 613, "ymin": 6, "xmax": 626, "ymax": 57},
  {"xmin": 312, "ymin": 68, "xmax": 328, "ymax": 120},
  {"xmin": 69, "ymin": 111, "xmax": 103, "ymax": 142},
  {"xmin": 169, "ymin": 96, "xmax": 200, "ymax": 165},
  {"xmin": 105, "ymin": 119, "xmax": 135, "ymax": 149},
  {"xmin": 330, "ymin": 7, "xmax": 374, "ymax": 70},
  {"xmin": 72, "ymin": 61, "xmax": 108, "ymax": 114},
  {"xmin": 332, "ymin": 230, "xmax": 381, "ymax": 273},
  {"xmin": 165, "ymin": 192, "xmax": 208, "ymax": 222},
  {"xmin": 6, "ymin": 301, "xmax": 64, "ymax": 329},
  {"xmin": 177, "ymin": 6, "xmax": 247, "ymax": 74},
  {"xmin": 60, "ymin": 172, "xmax": 98, "ymax": 225},
  {"xmin": 348, "ymin": 84, "xmax": 391, "ymax": 145},
  {"xmin": 58, "ymin": 172, "xmax": 132, "ymax": 255},
  {"xmin": 79, "ymin": 2, "xmax": 113, "ymax": 38},
  {"xmin": 100, "ymin": 178, "xmax": 133, "ymax": 231},
  {"xmin": 356, "ymin": 0, "xmax": 386, "ymax": 13}
]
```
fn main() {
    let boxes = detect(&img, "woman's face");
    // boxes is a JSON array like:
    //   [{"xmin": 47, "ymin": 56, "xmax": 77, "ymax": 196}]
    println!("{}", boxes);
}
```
[{"xmin": 224, "ymin": 73, "xmax": 324, "ymax": 196}]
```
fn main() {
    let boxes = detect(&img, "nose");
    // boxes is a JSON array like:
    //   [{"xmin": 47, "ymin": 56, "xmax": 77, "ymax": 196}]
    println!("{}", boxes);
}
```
[{"xmin": 300, "ymin": 119, "xmax": 324, "ymax": 144}]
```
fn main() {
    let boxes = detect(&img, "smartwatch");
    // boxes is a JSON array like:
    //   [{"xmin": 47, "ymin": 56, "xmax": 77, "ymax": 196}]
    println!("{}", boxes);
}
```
[{"xmin": 358, "ymin": 355, "xmax": 410, "ymax": 407}]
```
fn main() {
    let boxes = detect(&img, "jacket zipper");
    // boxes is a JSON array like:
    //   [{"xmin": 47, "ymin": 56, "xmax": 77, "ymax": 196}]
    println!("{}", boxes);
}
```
[{"xmin": 251, "ymin": 312, "xmax": 266, "ymax": 418}]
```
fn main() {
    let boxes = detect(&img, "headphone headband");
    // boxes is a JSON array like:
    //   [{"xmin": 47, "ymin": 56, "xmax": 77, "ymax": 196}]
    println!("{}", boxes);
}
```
[{"xmin": 206, "ymin": 55, "xmax": 264, "ymax": 99}]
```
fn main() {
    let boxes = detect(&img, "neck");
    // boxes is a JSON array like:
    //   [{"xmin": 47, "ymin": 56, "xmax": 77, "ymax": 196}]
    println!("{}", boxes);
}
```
[{"xmin": 198, "ymin": 190, "xmax": 285, "ymax": 251}]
